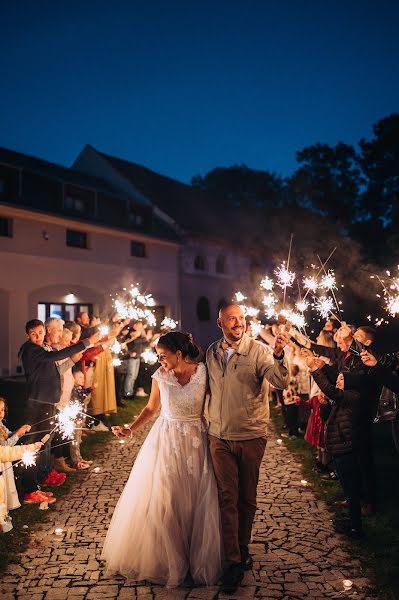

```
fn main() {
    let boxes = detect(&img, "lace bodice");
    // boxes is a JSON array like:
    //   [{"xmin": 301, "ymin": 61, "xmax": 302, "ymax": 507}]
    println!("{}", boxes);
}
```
[{"xmin": 152, "ymin": 362, "xmax": 207, "ymax": 420}]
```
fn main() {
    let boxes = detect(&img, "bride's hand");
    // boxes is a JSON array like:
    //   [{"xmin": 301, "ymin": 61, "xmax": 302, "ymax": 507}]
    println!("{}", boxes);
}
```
[{"xmin": 111, "ymin": 426, "xmax": 132, "ymax": 438}]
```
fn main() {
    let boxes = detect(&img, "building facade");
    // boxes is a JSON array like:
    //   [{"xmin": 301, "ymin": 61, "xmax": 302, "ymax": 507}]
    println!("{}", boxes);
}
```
[{"xmin": 0, "ymin": 144, "xmax": 252, "ymax": 375}]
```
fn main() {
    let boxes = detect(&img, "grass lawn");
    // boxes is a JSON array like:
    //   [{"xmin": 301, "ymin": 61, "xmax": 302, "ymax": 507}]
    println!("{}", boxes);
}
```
[
  {"xmin": 271, "ymin": 404, "xmax": 399, "ymax": 600},
  {"xmin": 0, "ymin": 394, "xmax": 148, "ymax": 574}
]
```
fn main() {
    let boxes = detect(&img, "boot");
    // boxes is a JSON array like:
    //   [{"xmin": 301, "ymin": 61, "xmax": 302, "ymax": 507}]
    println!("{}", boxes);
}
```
[{"xmin": 53, "ymin": 457, "xmax": 77, "ymax": 473}]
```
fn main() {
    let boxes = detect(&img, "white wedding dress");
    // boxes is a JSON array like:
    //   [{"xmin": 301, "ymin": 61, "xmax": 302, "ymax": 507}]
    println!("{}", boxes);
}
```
[{"xmin": 101, "ymin": 362, "xmax": 223, "ymax": 586}]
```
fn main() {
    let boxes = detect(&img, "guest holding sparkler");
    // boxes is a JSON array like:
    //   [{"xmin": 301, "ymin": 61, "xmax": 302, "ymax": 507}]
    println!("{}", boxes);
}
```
[
  {"xmin": 0, "ymin": 440, "xmax": 44, "ymax": 531},
  {"xmin": 307, "ymin": 355, "xmax": 365, "ymax": 539},
  {"xmin": 0, "ymin": 397, "xmax": 39, "ymax": 515},
  {"xmin": 18, "ymin": 319, "xmax": 100, "ymax": 503},
  {"xmin": 296, "ymin": 322, "xmax": 381, "ymax": 516},
  {"xmin": 361, "ymin": 349, "xmax": 399, "ymax": 455}
]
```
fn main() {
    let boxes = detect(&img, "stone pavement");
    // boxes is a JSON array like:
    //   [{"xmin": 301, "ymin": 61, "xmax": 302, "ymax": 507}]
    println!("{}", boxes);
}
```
[{"xmin": 1, "ymin": 421, "xmax": 378, "ymax": 600}]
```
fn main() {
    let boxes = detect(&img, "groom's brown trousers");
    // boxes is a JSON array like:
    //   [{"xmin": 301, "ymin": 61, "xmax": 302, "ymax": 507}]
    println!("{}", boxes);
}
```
[{"xmin": 208, "ymin": 435, "xmax": 267, "ymax": 565}]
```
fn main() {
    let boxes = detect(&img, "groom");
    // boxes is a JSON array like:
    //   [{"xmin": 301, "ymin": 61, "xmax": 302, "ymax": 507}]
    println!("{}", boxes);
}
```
[{"xmin": 206, "ymin": 304, "xmax": 289, "ymax": 594}]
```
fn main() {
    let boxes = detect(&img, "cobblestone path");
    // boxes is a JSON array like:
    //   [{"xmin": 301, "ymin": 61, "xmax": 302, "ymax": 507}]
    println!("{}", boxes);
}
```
[{"xmin": 1, "ymin": 421, "xmax": 377, "ymax": 599}]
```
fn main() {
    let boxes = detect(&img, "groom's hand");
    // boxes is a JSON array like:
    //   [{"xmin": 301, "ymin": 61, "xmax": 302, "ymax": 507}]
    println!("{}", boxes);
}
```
[{"xmin": 274, "ymin": 331, "xmax": 290, "ymax": 357}]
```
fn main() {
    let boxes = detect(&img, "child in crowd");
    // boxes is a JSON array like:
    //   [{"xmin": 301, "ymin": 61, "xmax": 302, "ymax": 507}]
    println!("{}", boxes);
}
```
[
  {"xmin": 282, "ymin": 367, "xmax": 300, "ymax": 438},
  {"xmin": 0, "ymin": 438, "xmax": 44, "ymax": 532},
  {"xmin": 0, "ymin": 397, "xmax": 32, "ymax": 513},
  {"xmin": 296, "ymin": 390, "xmax": 331, "ymax": 472},
  {"xmin": 70, "ymin": 369, "xmax": 94, "ymax": 470}
]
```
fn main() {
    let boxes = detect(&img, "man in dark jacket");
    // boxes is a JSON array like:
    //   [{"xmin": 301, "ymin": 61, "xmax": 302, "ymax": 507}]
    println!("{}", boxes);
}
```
[
  {"xmin": 361, "ymin": 349, "xmax": 399, "ymax": 454},
  {"xmin": 295, "ymin": 323, "xmax": 381, "ymax": 515},
  {"xmin": 18, "ymin": 319, "xmax": 100, "ymax": 501},
  {"xmin": 307, "ymin": 355, "xmax": 364, "ymax": 537}
]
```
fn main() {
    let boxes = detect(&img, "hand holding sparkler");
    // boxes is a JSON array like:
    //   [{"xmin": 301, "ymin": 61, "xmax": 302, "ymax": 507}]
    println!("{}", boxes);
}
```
[
  {"xmin": 306, "ymin": 356, "xmax": 326, "ymax": 372},
  {"xmin": 274, "ymin": 331, "xmax": 290, "ymax": 357},
  {"xmin": 360, "ymin": 350, "xmax": 378, "ymax": 367},
  {"xmin": 88, "ymin": 331, "xmax": 102, "ymax": 346},
  {"xmin": 15, "ymin": 424, "xmax": 31, "ymax": 438},
  {"xmin": 72, "ymin": 351, "xmax": 84, "ymax": 363}
]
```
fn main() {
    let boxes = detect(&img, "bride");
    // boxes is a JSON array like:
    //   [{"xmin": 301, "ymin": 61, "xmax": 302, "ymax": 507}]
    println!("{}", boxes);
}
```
[{"xmin": 101, "ymin": 332, "xmax": 223, "ymax": 587}]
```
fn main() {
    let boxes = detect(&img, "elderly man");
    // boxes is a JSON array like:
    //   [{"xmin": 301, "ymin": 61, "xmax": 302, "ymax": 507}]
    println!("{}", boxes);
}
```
[{"xmin": 206, "ymin": 304, "xmax": 290, "ymax": 594}]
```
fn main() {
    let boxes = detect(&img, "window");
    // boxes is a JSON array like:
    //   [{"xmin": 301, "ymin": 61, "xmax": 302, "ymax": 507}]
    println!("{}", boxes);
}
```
[
  {"xmin": 216, "ymin": 255, "xmax": 226, "ymax": 274},
  {"xmin": 37, "ymin": 302, "xmax": 93, "ymax": 322},
  {"xmin": 0, "ymin": 217, "xmax": 12, "ymax": 238},
  {"xmin": 0, "ymin": 164, "xmax": 19, "ymax": 201},
  {"xmin": 194, "ymin": 255, "xmax": 206, "ymax": 271},
  {"xmin": 64, "ymin": 184, "xmax": 95, "ymax": 214},
  {"xmin": 197, "ymin": 296, "xmax": 210, "ymax": 321},
  {"xmin": 131, "ymin": 241, "xmax": 147, "ymax": 258},
  {"xmin": 66, "ymin": 229, "xmax": 88, "ymax": 249}
]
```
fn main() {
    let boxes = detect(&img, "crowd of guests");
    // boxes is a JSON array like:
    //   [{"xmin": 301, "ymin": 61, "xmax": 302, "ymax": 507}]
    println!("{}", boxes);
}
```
[
  {"xmin": 0, "ymin": 311, "xmax": 163, "ymax": 532},
  {"xmin": 252, "ymin": 316, "xmax": 399, "ymax": 540},
  {"xmin": 1, "ymin": 309, "xmax": 398, "ymax": 542}
]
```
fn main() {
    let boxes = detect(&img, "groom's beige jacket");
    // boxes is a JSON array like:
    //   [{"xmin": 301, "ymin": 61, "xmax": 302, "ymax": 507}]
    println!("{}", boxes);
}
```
[{"xmin": 206, "ymin": 333, "xmax": 289, "ymax": 440}]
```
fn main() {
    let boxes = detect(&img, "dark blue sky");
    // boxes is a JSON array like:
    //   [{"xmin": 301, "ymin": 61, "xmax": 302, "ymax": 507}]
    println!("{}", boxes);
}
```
[{"xmin": 1, "ymin": 1, "xmax": 398, "ymax": 183}]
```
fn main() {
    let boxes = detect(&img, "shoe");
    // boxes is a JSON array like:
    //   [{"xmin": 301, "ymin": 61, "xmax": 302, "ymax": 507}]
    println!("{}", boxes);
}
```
[
  {"xmin": 91, "ymin": 421, "xmax": 109, "ymax": 432},
  {"xmin": 220, "ymin": 563, "xmax": 244, "ymax": 594},
  {"xmin": 74, "ymin": 461, "xmax": 91, "ymax": 470},
  {"xmin": 42, "ymin": 470, "xmax": 66, "ymax": 486},
  {"xmin": 333, "ymin": 518, "xmax": 364, "ymax": 539},
  {"xmin": 135, "ymin": 388, "xmax": 148, "ymax": 397},
  {"xmin": 321, "ymin": 471, "xmax": 338, "ymax": 481},
  {"xmin": 39, "ymin": 490, "xmax": 54, "ymax": 497},
  {"xmin": 53, "ymin": 457, "xmax": 77, "ymax": 473},
  {"xmin": 24, "ymin": 491, "xmax": 56, "ymax": 504},
  {"xmin": 239, "ymin": 545, "xmax": 253, "ymax": 571},
  {"xmin": 82, "ymin": 459, "xmax": 93, "ymax": 465}
]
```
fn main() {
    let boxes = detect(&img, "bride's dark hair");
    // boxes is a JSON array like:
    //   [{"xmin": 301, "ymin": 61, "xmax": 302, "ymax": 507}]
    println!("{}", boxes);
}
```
[{"xmin": 157, "ymin": 331, "xmax": 202, "ymax": 362}]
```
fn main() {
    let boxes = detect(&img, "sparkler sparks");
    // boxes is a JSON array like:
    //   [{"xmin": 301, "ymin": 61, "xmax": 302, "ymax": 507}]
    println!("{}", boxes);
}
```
[
  {"xmin": 161, "ymin": 317, "xmax": 178, "ymax": 330},
  {"xmin": 320, "ymin": 270, "xmax": 337, "ymax": 291},
  {"xmin": 274, "ymin": 264, "xmax": 296, "ymax": 290},
  {"xmin": 303, "ymin": 276, "xmax": 318, "ymax": 292},
  {"xmin": 142, "ymin": 349, "xmax": 158, "ymax": 365},
  {"xmin": 234, "ymin": 291, "xmax": 247, "ymax": 303},
  {"xmin": 260, "ymin": 276, "xmax": 274, "ymax": 291},
  {"xmin": 21, "ymin": 450, "xmax": 37, "ymax": 468},
  {"xmin": 313, "ymin": 296, "xmax": 334, "ymax": 319},
  {"xmin": 295, "ymin": 300, "xmax": 309, "ymax": 313}
]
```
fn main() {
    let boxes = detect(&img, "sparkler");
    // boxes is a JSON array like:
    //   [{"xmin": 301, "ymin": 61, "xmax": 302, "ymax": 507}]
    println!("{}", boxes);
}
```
[
  {"xmin": 313, "ymin": 296, "xmax": 334, "ymax": 319},
  {"xmin": 302, "ymin": 247, "xmax": 337, "ymax": 300},
  {"xmin": 296, "ymin": 300, "xmax": 309, "ymax": 313},
  {"xmin": 161, "ymin": 317, "xmax": 178, "ymax": 330},
  {"xmin": 260, "ymin": 276, "xmax": 274, "ymax": 291},
  {"xmin": 21, "ymin": 451, "xmax": 36, "ymax": 468},
  {"xmin": 99, "ymin": 325, "xmax": 110, "ymax": 336},
  {"xmin": 302, "ymin": 276, "xmax": 319, "ymax": 293},
  {"xmin": 320, "ymin": 270, "xmax": 337, "ymax": 291},
  {"xmin": 274, "ymin": 263, "xmax": 296, "ymax": 291},
  {"xmin": 142, "ymin": 349, "xmax": 158, "ymax": 365},
  {"xmin": 317, "ymin": 257, "xmax": 342, "ymax": 323},
  {"xmin": 234, "ymin": 291, "xmax": 247, "ymax": 303}
]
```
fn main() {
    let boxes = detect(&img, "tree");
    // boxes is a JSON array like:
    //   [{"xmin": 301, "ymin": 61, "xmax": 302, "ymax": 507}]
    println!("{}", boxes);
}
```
[
  {"xmin": 358, "ymin": 113, "xmax": 399, "ymax": 260},
  {"xmin": 286, "ymin": 142, "xmax": 361, "ymax": 231}
]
